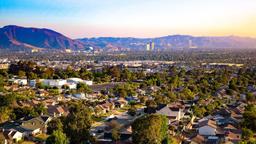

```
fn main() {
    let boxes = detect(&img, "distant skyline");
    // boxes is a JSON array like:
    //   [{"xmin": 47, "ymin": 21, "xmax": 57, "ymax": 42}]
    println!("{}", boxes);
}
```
[{"xmin": 1, "ymin": 0, "xmax": 256, "ymax": 38}]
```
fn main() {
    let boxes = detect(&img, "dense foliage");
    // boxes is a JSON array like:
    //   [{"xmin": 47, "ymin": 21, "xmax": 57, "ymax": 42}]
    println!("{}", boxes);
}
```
[{"xmin": 132, "ymin": 114, "xmax": 170, "ymax": 144}]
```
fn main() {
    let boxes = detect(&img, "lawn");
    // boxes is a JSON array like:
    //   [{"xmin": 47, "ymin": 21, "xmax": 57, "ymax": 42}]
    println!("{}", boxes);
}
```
[
  {"xmin": 35, "ymin": 133, "xmax": 49, "ymax": 141},
  {"xmin": 21, "ymin": 141, "xmax": 36, "ymax": 144}
]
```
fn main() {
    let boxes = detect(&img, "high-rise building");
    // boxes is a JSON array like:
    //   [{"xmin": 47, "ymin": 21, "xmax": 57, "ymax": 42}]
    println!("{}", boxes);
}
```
[
  {"xmin": 146, "ymin": 42, "xmax": 155, "ymax": 51},
  {"xmin": 150, "ymin": 42, "xmax": 155, "ymax": 51},
  {"xmin": 146, "ymin": 43, "xmax": 151, "ymax": 51}
]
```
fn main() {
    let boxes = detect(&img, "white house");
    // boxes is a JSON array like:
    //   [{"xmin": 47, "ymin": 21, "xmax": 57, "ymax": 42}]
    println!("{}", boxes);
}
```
[
  {"xmin": 156, "ymin": 105, "xmax": 184, "ymax": 124},
  {"xmin": 84, "ymin": 80, "xmax": 93, "ymax": 86},
  {"xmin": 9, "ymin": 79, "xmax": 28, "ymax": 86},
  {"xmin": 67, "ymin": 78, "xmax": 93, "ymax": 86},
  {"xmin": 67, "ymin": 78, "xmax": 84, "ymax": 83},
  {"xmin": 3, "ymin": 129, "xmax": 23, "ymax": 142},
  {"xmin": 73, "ymin": 93, "xmax": 86, "ymax": 99},
  {"xmin": 40, "ymin": 79, "xmax": 67, "ymax": 88},
  {"xmin": 198, "ymin": 119, "xmax": 217, "ymax": 136}
]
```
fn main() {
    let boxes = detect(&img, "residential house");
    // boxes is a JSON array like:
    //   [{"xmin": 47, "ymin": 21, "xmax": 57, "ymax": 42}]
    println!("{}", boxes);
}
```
[
  {"xmin": 19, "ymin": 116, "xmax": 52, "ymax": 136},
  {"xmin": 99, "ymin": 101, "xmax": 115, "ymax": 113},
  {"xmin": 8, "ymin": 79, "xmax": 28, "ymax": 86},
  {"xmin": 2, "ymin": 129, "xmax": 23, "ymax": 143},
  {"xmin": 190, "ymin": 134, "xmax": 205, "ymax": 144},
  {"xmin": 156, "ymin": 104, "xmax": 185, "ymax": 123},
  {"xmin": 198, "ymin": 119, "xmax": 218, "ymax": 136},
  {"xmin": 0, "ymin": 132, "xmax": 7, "ymax": 144},
  {"xmin": 47, "ymin": 105, "xmax": 68, "ymax": 117},
  {"xmin": 224, "ymin": 130, "xmax": 242, "ymax": 143},
  {"xmin": 114, "ymin": 98, "xmax": 128, "ymax": 108}
]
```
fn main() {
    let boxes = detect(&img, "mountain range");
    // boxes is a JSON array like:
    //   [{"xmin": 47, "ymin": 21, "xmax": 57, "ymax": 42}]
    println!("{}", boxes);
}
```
[{"xmin": 1, "ymin": 25, "xmax": 256, "ymax": 51}]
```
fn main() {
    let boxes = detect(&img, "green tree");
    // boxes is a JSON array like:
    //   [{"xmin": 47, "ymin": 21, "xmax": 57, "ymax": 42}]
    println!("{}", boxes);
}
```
[
  {"xmin": 47, "ymin": 118, "xmax": 63, "ymax": 135},
  {"xmin": 46, "ymin": 130, "xmax": 68, "ymax": 144},
  {"xmin": 132, "ymin": 114, "xmax": 169, "ymax": 144},
  {"xmin": 128, "ymin": 107, "xmax": 137, "ymax": 116},
  {"xmin": 193, "ymin": 105, "xmax": 206, "ymax": 118},
  {"xmin": 112, "ymin": 128, "xmax": 120, "ymax": 142},
  {"xmin": 77, "ymin": 83, "xmax": 92, "ymax": 93},
  {"xmin": 242, "ymin": 128, "xmax": 254, "ymax": 140},
  {"xmin": 121, "ymin": 69, "xmax": 132, "ymax": 81},
  {"xmin": 63, "ymin": 102, "xmax": 93, "ymax": 144},
  {"xmin": 0, "ymin": 107, "xmax": 12, "ymax": 123},
  {"xmin": 0, "ymin": 75, "xmax": 4, "ymax": 92},
  {"xmin": 18, "ymin": 70, "xmax": 26, "ymax": 78},
  {"xmin": 242, "ymin": 105, "xmax": 256, "ymax": 132}
]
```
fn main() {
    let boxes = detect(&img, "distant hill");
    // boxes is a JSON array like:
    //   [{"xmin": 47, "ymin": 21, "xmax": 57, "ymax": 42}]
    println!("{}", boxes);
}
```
[
  {"xmin": 0, "ymin": 25, "xmax": 84, "ymax": 51},
  {"xmin": 79, "ymin": 35, "xmax": 256, "ymax": 50},
  {"xmin": 1, "ymin": 25, "xmax": 256, "ymax": 51}
]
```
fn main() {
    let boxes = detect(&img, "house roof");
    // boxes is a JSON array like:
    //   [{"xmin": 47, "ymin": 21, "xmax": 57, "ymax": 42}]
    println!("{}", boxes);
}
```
[
  {"xmin": 191, "ymin": 134, "xmax": 205, "ymax": 144},
  {"xmin": 48, "ymin": 105, "xmax": 66, "ymax": 115},
  {"xmin": 0, "ymin": 132, "xmax": 5, "ymax": 140},
  {"xmin": 20, "ymin": 116, "xmax": 49, "ymax": 131},
  {"xmin": 199, "ymin": 119, "xmax": 217, "ymax": 129},
  {"xmin": 156, "ymin": 104, "xmax": 182, "ymax": 117},
  {"xmin": 225, "ymin": 131, "xmax": 241, "ymax": 141},
  {"xmin": 224, "ymin": 124, "xmax": 237, "ymax": 130}
]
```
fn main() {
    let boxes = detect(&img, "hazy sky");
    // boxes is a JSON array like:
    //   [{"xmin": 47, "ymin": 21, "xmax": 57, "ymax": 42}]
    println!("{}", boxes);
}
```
[{"xmin": 1, "ymin": 0, "xmax": 256, "ymax": 38}]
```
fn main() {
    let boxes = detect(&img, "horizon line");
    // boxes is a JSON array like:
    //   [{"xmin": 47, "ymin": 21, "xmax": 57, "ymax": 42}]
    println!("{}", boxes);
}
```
[{"xmin": 1, "ymin": 24, "xmax": 256, "ymax": 39}]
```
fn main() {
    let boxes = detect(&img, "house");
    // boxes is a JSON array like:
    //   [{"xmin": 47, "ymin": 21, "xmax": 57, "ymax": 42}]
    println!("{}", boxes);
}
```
[
  {"xmin": 73, "ymin": 93, "xmax": 86, "ymax": 99},
  {"xmin": 224, "ymin": 130, "xmax": 242, "ymax": 143},
  {"xmin": 190, "ymin": 134, "xmax": 205, "ymax": 144},
  {"xmin": 47, "ymin": 105, "xmax": 68, "ymax": 117},
  {"xmin": 40, "ymin": 79, "xmax": 67, "ymax": 88},
  {"xmin": 99, "ymin": 101, "xmax": 115, "ymax": 113},
  {"xmin": 36, "ymin": 89, "xmax": 49, "ymax": 97},
  {"xmin": 0, "ymin": 132, "xmax": 7, "ymax": 144},
  {"xmin": 19, "ymin": 116, "xmax": 52, "ymax": 136},
  {"xmin": 156, "ymin": 104, "xmax": 185, "ymax": 123},
  {"xmin": 29, "ymin": 80, "xmax": 37, "ymax": 88},
  {"xmin": 42, "ymin": 98, "xmax": 57, "ymax": 106},
  {"xmin": 2, "ymin": 129, "xmax": 23, "ymax": 143},
  {"xmin": 67, "ymin": 78, "xmax": 93, "ymax": 86},
  {"xmin": 8, "ymin": 79, "xmax": 28, "ymax": 86},
  {"xmin": 114, "ymin": 98, "xmax": 128, "ymax": 108},
  {"xmin": 198, "ymin": 119, "xmax": 217, "ymax": 136}
]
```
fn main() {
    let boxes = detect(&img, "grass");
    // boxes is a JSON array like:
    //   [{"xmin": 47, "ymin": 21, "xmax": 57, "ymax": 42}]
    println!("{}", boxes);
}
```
[
  {"xmin": 34, "ymin": 133, "xmax": 49, "ymax": 141},
  {"xmin": 92, "ymin": 115, "xmax": 104, "ymax": 122},
  {"xmin": 21, "ymin": 141, "xmax": 36, "ymax": 144}
]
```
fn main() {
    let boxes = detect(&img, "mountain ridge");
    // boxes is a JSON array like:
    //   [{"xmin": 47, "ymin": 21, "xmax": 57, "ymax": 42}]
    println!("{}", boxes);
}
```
[{"xmin": 1, "ymin": 25, "xmax": 256, "ymax": 51}]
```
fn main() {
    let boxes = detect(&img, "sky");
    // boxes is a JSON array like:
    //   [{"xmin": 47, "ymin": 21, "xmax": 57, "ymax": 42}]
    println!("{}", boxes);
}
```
[{"xmin": 1, "ymin": 0, "xmax": 256, "ymax": 38}]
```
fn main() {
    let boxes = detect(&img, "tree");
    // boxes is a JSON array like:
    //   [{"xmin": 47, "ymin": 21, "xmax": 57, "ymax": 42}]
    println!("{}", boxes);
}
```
[
  {"xmin": 0, "ymin": 133, "xmax": 5, "ymax": 144},
  {"xmin": 167, "ymin": 92, "xmax": 177, "ymax": 102},
  {"xmin": 46, "ymin": 130, "xmax": 68, "ymax": 144},
  {"xmin": 34, "ymin": 103, "xmax": 47, "ymax": 115},
  {"xmin": 121, "ymin": 69, "xmax": 132, "ymax": 81},
  {"xmin": 63, "ymin": 102, "xmax": 93, "ymax": 144},
  {"xmin": 193, "ymin": 105, "xmax": 206, "ymax": 118},
  {"xmin": 246, "ymin": 92, "xmax": 255, "ymax": 101},
  {"xmin": 106, "ymin": 120, "xmax": 121, "ymax": 142},
  {"xmin": 128, "ymin": 107, "xmax": 137, "ymax": 116},
  {"xmin": 242, "ymin": 128, "xmax": 254, "ymax": 140},
  {"xmin": 77, "ymin": 83, "xmax": 92, "ymax": 93},
  {"xmin": 18, "ymin": 70, "xmax": 26, "ymax": 78},
  {"xmin": 146, "ymin": 100, "xmax": 157, "ymax": 109},
  {"xmin": 242, "ymin": 105, "xmax": 256, "ymax": 132},
  {"xmin": 111, "ymin": 128, "xmax": 120, "ymax": 142},
  {"xmin": 47, "ymin": 118, "xmax": 63, "ymax": 135},
  {"xmin": 109, "ymin": 66, "xmax": 121, "ymax": 81},
  {"xmin": 11, "ymin": 107, "xmax": 35, "ymax": 120},
  {"xmin": 0, "ymin": 75, "xmax": 4, "ymax": 92},
  {"xmin": 0, "ymin": 107, "xmax": 11, "ymax": 123},
  {"xmin": 132, "ymin": 114, "xmax": 170, "ymax": 144}
]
